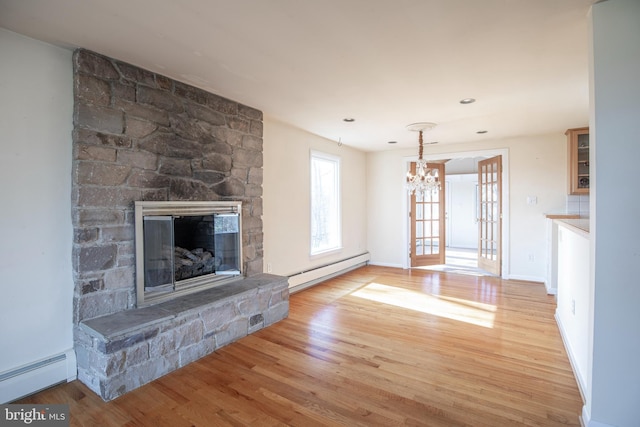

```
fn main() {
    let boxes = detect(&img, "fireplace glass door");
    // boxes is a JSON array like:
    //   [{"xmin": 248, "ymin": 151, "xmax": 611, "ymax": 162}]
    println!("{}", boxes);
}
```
[
  {"xmin": 213, "ymin": 213, "xmax": 241, "ymax": 274},
  {"xmin": 143, "ymin": 216, "xmax": 174, "ymax": 292},
  {"xmin": 142, "ymin": 212, "xmax": 241, "ymax": 294}
]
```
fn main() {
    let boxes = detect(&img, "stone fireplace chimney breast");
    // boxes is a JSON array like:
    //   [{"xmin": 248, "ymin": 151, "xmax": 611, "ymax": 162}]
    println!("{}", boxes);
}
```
[{"xmin": 71, "ymin": 49, "xmax": 288, "ymax": 400}]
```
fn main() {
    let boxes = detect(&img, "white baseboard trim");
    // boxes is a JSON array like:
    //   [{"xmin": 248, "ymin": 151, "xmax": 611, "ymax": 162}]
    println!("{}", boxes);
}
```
[
  {"xmin": 506, "ymin": 274, "xmax": 545, "ymax": 283},
  {"xmin": 555, "ymin": 312, "xmax": 587, "ymax": 403},
  {"xmin": 581, "ymin": 406, "xmax": 614, "ymax": 427},
  {"xmin": 0, "ymin": 349, "xmax": 76, "ymax": 403},
  {"xmin": 367, "ymin": 261, "xmax": 404, "ymax": 269},
  {"xmin": 288, "ymin": 253, "xmax": 370, "ymax": 293}
]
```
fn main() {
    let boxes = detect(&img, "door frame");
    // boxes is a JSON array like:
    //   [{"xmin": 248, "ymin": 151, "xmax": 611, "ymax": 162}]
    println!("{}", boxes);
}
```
[{"xmin": 403, "ymin": 148, "xmax": 510, "ymax": 278}]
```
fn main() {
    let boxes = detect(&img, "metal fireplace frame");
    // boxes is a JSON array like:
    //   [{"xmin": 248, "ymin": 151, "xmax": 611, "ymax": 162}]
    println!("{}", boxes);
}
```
[{"xmin": 134, "ymin": 200, "xmax": 243, "ymax": 307}]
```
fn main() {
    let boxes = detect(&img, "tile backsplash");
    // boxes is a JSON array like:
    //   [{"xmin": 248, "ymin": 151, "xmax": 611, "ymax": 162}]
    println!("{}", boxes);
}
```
[{"xmin": 567, "ymin": 194, "xmax": 590, "ymax": 217}]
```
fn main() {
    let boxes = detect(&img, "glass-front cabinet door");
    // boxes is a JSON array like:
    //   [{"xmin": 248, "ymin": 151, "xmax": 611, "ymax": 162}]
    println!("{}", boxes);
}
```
[{"xmin": 566, "ymin": 127, "xmax": 589, "ymax": 195}]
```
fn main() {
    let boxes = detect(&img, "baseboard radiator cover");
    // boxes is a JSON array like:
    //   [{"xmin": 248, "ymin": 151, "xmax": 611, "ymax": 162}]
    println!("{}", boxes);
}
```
[
  {"xmin": 288, "ymin": 252, "xmax": 370, "ymax": 293},
  {"xmin": 0, "ymin": 349, "xmax": 77, "ymax": 403}
]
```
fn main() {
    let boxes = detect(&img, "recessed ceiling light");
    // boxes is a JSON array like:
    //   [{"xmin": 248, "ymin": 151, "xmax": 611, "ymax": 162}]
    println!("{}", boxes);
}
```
[
  {"xmin": 460, "ymin": 98, "xmax": 476, "ymax": 104},
  {"xmin": 387, "ymin": 141, "xmax": 397, "ymax": 144},
  {"xmin": 477, "ymin": 130, "xmax": 488, "ymax": 134},
  {"xmin": 343, "ymin": 118, "xmax": 355, "ymax": 122}
]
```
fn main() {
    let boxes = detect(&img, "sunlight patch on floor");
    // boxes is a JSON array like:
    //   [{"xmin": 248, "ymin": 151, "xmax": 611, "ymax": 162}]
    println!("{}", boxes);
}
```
[{"xmin": 351, "ymin": 282, "xmax": 496, "ymax": 328}]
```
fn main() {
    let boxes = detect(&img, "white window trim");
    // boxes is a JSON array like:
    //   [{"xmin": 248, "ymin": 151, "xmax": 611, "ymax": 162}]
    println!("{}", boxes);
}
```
[{"xmin": 310, "ymin": 150, "xmax": 342, "ymax": 256}]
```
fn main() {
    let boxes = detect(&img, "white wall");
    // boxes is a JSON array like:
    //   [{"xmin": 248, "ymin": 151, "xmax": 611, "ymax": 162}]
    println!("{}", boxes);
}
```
[
  {"xmin": 0, "ymin": 29, "xmax": 74, "ymax": 389},
  {"xmin": 446, "ymin": 174, "xmax": 478, "ymax": 249},
  {"xmin": 365, "ymin": 148, "xmax": 407, "ymax": 268},
  {"xmin": 586, "ymin": 1, "xmax": 640, "ymax": 425},
  {"xmin": 367, "ymin": 133, "xmax": 567, "ymax": 280},
  {"xmin": 262, "ymin": 118, "xmax": 367, "ymax": 277},
  {"xmin": 555, "ymin": 223, "xmax": 590, "ymax": 399}
]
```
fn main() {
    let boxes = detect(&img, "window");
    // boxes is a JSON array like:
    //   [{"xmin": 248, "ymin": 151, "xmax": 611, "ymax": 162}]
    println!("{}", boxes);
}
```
[{"xmin": 310, "ymin": 151, "xmax": 341, "ymax": 255}]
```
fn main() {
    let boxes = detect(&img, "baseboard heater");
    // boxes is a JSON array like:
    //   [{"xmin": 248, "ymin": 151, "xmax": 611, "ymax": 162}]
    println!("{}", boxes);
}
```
[
  {"xmin": 288, "ymin": 252, "xmax": 370, "ymax": 293},
  {"xmin": 0, "ymin": 349, "xmax": 77, "ymax": 403}
]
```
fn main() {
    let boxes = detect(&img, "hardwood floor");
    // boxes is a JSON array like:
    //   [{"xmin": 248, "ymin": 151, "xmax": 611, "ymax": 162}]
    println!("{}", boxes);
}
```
[{"xmin": 18, "ymin": 266, "xmax": 583, "ymax": 426}]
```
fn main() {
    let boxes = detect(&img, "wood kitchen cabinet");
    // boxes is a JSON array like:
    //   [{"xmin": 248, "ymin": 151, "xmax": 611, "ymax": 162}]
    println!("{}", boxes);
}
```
[{"xmin": 566, "ymin": 127, "xmax": 589, "ymax": 195}]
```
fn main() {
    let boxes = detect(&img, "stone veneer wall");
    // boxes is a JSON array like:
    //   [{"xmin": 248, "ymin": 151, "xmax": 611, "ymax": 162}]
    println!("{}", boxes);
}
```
[{"xmin": 71, "ymin": 49, "xmax": 264, "ymax": 324}]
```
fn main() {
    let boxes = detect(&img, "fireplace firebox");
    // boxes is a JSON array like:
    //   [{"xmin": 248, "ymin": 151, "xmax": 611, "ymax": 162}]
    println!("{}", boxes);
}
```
[{"xmin": 135, "ymin": 201, "xmax": 243, "ymax": 306}]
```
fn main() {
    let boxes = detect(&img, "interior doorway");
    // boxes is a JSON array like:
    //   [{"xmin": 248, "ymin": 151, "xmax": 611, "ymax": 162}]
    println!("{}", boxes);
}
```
[
  {"xmin": 404, "ymin": 148, "xmax": 509, "ymax": 277},
  {"xmin": 445, "ymin": 167, "xmax": 481, "ymax": 271}
]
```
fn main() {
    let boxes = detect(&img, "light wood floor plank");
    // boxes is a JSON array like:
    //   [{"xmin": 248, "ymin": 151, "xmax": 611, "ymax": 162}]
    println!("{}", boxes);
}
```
[{"xmin": 17, "ymin": 266, "xmax": 582, "ymax": 426}]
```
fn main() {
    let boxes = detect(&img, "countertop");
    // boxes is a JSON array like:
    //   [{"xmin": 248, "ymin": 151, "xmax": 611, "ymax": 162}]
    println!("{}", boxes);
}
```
[
  {"xmin": 544, "ymin": 213, "xmax": 581, "ymax": 220},
  {"xmin": 555, "ymin": 218, "xmax": 590, "ymax": 236},
  {"xmin": 545, "ymin": 212, "xmax": 589, "ymax": 236}
]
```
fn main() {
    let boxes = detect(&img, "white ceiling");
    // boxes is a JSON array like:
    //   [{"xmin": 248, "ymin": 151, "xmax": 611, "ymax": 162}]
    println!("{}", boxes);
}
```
[{"xmin": 0, "ymin": 0, "xmax": 595, "ymax": 152}]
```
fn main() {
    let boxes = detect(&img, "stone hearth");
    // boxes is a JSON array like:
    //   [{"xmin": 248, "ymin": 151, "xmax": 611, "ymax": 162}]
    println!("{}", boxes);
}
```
[
  {"xmin": 71, "ymin": 49, "xmax": 288, "ymax": 400},
  {"xmin": 76, "ymin": 274, "xmax": 288, "ymax": 400}
]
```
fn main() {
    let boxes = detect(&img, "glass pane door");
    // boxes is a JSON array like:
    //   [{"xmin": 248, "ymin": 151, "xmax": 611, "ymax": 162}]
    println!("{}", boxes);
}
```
[
  {"xmin": 410, "ymin": 162, "xmax": 445, "ymax": 267},
  {"xmin": 477, "ymin": 156, "xmax": 502, "ymax": 275}
]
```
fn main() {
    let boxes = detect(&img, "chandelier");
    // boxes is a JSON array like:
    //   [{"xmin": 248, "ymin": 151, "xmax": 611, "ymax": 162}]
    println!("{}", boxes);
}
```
[{"xmin": 406, "ymin": 122, "xmax": 440, "ymax": 195}]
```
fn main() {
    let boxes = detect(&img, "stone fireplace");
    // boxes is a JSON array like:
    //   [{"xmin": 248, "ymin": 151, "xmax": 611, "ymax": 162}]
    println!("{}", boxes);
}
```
[{"xmin": 71, "ymin": 50, "xmax": 288, "ymax": 400}]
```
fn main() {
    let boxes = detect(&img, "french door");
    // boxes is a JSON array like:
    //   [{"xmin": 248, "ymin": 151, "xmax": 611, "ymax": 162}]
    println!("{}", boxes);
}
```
[
  {"xmin": 410, "ymin": 162, "xmax": 445, "ymax": 267},
  {"xmin": 477, "ymin": 155, "xmax": 502, "ymax": 275}
]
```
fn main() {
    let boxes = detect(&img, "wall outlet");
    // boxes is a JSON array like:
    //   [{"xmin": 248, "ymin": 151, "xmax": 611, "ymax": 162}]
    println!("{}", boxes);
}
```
[
  {"xmin": 267, "ymin": 263, "xmax": 272, "ymax": 273},
  {"xmin": 528, "ymin": 253, "xmax": 535, "ymax": 262},
  {"xmin": 571, "ymin": 299, "xmax": 576, "ymax": 315}
]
